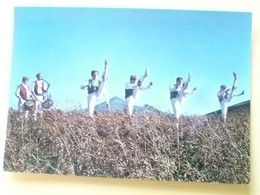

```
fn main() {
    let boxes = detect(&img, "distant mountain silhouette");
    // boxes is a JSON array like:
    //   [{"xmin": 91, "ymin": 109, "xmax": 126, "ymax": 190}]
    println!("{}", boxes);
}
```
[
  {"xmin": 95, "ymin": 96, "xmax": 143, "ymax": 113},
  {"xmin": 95, "ymin": 97, "xmax": 250, "ymax": 117},
  {"xmin": 94, "ymin": 96, "xmax": 162, "ymax": 114},
  {"xmin": 95, "ymin": 96, "xmax": 126, "ymax": 112}
]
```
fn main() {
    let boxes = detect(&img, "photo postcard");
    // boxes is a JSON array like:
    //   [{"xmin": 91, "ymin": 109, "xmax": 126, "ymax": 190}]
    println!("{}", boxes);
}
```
[{"xmin": 3, "ymin": 7, "xmax": 251, "ymax": 184}]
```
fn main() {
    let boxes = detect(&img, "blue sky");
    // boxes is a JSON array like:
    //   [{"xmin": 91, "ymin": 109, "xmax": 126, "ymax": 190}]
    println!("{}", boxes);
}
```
[{"xmin": 9, "ymin": 7, "xmax": 251, "ymax": 115}]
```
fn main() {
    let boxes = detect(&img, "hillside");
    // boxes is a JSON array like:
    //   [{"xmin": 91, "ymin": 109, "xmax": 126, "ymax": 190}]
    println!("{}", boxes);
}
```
[
  {"xmin": 94, "ymin": 96, "xmax": 147, "ymax": 113},
  {"xmin": 3, "ymin": 101, "xmax": 250, "ymax": 184},
  {"xmin": 206, "ymin": 100, "xmax": 250, "ymax": 116}
]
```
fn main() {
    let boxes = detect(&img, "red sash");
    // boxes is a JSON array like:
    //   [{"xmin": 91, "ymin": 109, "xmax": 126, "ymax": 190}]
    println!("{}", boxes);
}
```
[{"xmin": 20, "ymin": 84, "xmax": 29, "ymax": 100}]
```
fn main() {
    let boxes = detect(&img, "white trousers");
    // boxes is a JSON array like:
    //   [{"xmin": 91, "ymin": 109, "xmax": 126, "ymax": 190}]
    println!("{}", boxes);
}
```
[
  {"xmin": 126, "ymin": 96, "xmax": 136, "ymax": 116},
  {"xmin": 219, "ymin": 89, "xmax": 235, "ymax": 122},
  {"xmin": 34, "ymin": 95, "xmax": 44, "ymax": 120},
  {"xmin": 220, "ymin": 100, "xmax": 229, "ymax": 121},
  {"xmin": 18, "ymin": 100, "xmax": 29, "ymax": 119},
  {"xmin": 88, "ymin": 94, "xmax": 97, "ymax": 117},
  {"xmin": 126, "ymin": 84, "xmax": 143, "ymax": 116},
  {"xmin": 171, "ymin": 97, "xmax": 181, "ymax": 120},
  {"xmin": 125, "ymin": 75, "xmax": 147, "ymax": 116},
  {"xmin": 87, "ymin": 81, "xmax": 109, "ymax": 117}
]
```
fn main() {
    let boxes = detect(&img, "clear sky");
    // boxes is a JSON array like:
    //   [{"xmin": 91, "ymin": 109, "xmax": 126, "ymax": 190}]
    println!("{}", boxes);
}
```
[{"xmin": 8, "ymin": 7, "xmax": 251, "ymax": 115}]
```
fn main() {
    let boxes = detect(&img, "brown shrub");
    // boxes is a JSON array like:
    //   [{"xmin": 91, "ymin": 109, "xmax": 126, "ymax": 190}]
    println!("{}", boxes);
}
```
[{"xmin": 3, "ymin": 106, "xmax": 250, "ymax": 184}]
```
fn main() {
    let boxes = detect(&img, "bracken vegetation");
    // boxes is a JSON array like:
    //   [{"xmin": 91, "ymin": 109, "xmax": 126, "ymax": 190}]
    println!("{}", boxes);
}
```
[{"xmin": 3, "ymin": 104, "xmax": 250, "ymax": 184}]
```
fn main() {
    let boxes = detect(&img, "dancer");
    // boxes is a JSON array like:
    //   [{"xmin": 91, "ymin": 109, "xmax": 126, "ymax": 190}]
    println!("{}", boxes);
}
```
[
  {"xmin": 169, "ymin": 72, "xmax": 196, "ymax": 120},
  {"xmin": 125, "ymin": 68, "xmax": 152, "ymax": 116},
  {"xmin": 81, "ymin": 60, "xmax": 109, "ymax": 117},
  {"xmin": 217, "ymin": 72, "xmax": 244, "ymax": 122}
]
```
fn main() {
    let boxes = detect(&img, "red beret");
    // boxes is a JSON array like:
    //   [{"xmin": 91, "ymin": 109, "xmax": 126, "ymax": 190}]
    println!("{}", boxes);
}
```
[
  {"xmin": 176, "ymin": 77, "xmax": 183, "ymax": 82},
  {"xmin": 220, "ymin": 85, "xmax": 227, "ymax": 89},
  {"xmin": 91, "ymin": 70, "xmax": 99, "ymax": 75},
  {"xmin": 22, "ymin": 76, "xmax": 29, "ymax": 81},
  {"xmin": 130, "ymin": 75, "xmax": 137, "ymax": 80}
]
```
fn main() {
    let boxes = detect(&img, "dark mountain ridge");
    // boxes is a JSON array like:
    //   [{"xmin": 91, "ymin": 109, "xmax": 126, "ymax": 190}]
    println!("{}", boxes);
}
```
[{"xmin": 95, "ymin": 96, "xmax": 250, "ymax": 116}]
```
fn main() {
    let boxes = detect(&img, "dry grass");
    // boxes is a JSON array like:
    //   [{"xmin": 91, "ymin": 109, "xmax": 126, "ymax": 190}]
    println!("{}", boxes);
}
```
[{"xmin": 3, "ymin": 105, "xmax": 250, "ymax": 184}]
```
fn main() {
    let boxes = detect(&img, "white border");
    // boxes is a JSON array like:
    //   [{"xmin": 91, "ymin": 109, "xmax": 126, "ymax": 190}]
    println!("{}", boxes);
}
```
[{"xmin": 0, "ymin": 1, "xmax": 259, "ymax": 195}]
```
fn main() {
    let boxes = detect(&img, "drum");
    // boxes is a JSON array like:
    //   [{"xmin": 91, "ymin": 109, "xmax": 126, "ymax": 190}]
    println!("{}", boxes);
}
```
[
  {"xmin": 24, "ymin": 100, "xmax": 35, "ymax": 111},
  {"xmin": 42, "ymin": 99, "xmax": 53, "ymax": 109}
]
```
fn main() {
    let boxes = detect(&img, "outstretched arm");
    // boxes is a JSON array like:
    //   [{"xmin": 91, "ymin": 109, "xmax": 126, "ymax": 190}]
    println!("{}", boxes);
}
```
[
  {"xmin": 234, "ymin": 90, "xmax": 244, "ymax": 97},
  {"xmin": 191, "ymin": 87, "xmax": 197, "ymax": 95},
  {"xmin": 80, "ymin": 80, "xmax": 91, "ymax": 90},
  {"xmin": 140, "ymin": 82, "xmax": 153, "ymax": 91},
  {"xmin": 183, "ymin": 87, "xmax": 197, "ymax": 96}
]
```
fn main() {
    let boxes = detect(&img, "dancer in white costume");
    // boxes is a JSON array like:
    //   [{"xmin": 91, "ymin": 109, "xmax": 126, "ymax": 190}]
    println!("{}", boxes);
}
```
[
  {"xmin": 169, "ymin": 72, "xmax": 196, "ymax": 120},
  {"xmin": 81, "ymin": 60, "xmax": 109, "ymax": 117},
  {"xmin": 125, "ymin": 68, "xmax": 152, "ymax": 116},
  {"xmin": 31, "ymin": 73, "xmax": 50, "ymax": 120},
  {"xmin": 217, "ymin": 72, "xmax": 244, "ymax": 122}
]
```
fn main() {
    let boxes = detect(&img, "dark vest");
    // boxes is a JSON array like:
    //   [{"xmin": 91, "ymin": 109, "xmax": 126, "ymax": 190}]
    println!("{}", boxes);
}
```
[
  {"xmin": 125, "ymin": 89, "xmax": 134, "ymax": 99},
  {"xmin": 88, "ymin": 79, "xmax": 101, "ymax": 94},
  {"xmin": 34, "ymin": 81, "xmax": 44, "ymax": 96},
  {"xmin": 218, "ymin": 91, "xmax": 229, "ymax": 103},
  {"xmin": 170, "ymin": 91, "xmax": 179, "ymax": 99}
]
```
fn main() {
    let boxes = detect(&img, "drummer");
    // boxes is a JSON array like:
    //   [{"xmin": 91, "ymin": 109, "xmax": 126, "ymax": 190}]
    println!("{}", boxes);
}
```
[
  {"xmin": 31, "ymin": 73, "xmax": 50, "ymax": 120},
  {"xmin": 15, "ymin": 76, "xmax": 31, "ymax": 119}
]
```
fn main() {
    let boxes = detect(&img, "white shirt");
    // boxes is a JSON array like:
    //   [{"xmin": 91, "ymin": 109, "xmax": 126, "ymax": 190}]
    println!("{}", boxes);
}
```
[
  {"xmin": 32, "ymin": 80, "xmax": 47, "ymax": 96},
  {"xmin": 81, "ymin": 79, "xmax": 101, "ymax": 95},
  {"xmin": 125, "ymin": 80, "xmax": 151, "ymax": 100},
  {"xmin": 169, "ymin": 84, "xmax": 182, "ymax": 93},
  {"xmin": 217, "ymin": 89, "xmax": 233, "ymax": 103},
  {"xmin": 170, "ymin": 81, "xmax": 194, "ymax": 103},
  {"xmin": 16, "ymin": 83, "xmax": 30, "ymax": 100}
]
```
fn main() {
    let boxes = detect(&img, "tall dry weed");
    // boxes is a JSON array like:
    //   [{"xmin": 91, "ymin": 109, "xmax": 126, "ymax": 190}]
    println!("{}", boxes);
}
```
[{"xmin": 3, "ymin": 105, "xmax": 250, "ymax": 184}]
